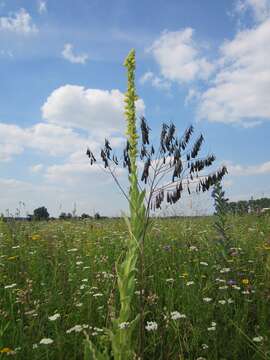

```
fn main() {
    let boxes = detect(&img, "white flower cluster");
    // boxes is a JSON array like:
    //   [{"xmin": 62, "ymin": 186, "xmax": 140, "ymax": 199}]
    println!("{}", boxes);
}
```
[
  {"xmin": 170, "ymin": 311, "xmax": 186, "ymax": 320},
  {"xmin": 145, "ymin": 321, "xmax": 158, "ymax": 331}
]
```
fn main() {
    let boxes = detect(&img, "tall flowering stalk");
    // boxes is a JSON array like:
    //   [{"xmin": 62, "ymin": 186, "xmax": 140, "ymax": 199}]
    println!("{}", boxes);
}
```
[
  {"xmin": 108, "ymin": 49, "xmax": 146, "ymax": 359},
  {"xmin": 84, "ymin": 50, "xmax": 145, "ymax": 360},
  {"xmin": 85, "ymin": 49, "xmax": 227, "ymax": 359}
]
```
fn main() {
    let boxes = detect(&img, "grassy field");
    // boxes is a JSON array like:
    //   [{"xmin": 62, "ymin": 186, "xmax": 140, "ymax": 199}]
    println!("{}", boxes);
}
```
[{"xmin": 0, "ymin": 214, "xmax": 270, "ymax": 359}]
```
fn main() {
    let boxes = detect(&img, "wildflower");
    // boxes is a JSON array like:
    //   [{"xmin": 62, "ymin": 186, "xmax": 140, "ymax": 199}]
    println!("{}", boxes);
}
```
[
  {"xmin": 189, "ymin": 245, "xmax": 198, "ymax": 251},
  {"xmin": 119, "ymin": 322, "xmax": 129, "ymax": 329},
  {"xmin": 48, "ymin": 313, "xmax": 60, "ymax": 321},
  {"xmin": 31, "ymin": 234, "xmax": 40, "ymax": 240},
  {"xmin": 216, "ymin": 278, "xmax": 226, "ymax": 283},
  {"xmin": 202, "ymin": 344, "xmax": 209, "ymax": 350},
  {"xmin": 4, "ymin": 283, "xmax": 17, "ymax": 289},
  {"xmin": 171, "ymin": 311, "xmax": 186, "ymax": 320},
  {"xmin": 253, "ymin": 336, "xmax": 263, "ymax": 343},
  {"xmin": 67, "ymin": 248, "xmax": 78, "ymax": 252},
  {"xmin": 165, "ymin": 278, "xmax": 174, "ymax": 283},
  {"xmin": 186, "ymin": 281, "xmax": 194, "ymax": 286},
  {"xmin": 12, "ymin": 245, "xmax": 20, "ymax": 249},
  {"xmin": 220, "ymin": 268, "xmax": 230, "ymax": 273},
  {"xmin": 218, "ymin": 300, "xmax": 226, "ymax": 305},
  {"xmin": 219, "ymin": 285, "xmax": 228, "ymax": 290},
  {"xmin": 200, "ymin": 261, "xmax": 208, "ymax": 266},
  {"xmin": 232, "ymin": 285, "xmax": 241, "ymax": 290},
  {"xmin": 32, "ymin": 344, "xmax": 38, "ymax": 349},
  {"xmin": 0, "ymin": 347, "xmax": 15, "ymax": 354},
  {"xmin": 66, "ymin": 325, "xmax": 83, "ymax": 333},
  {"xmin": 40, "ymin": 338, "xmax": 53, "ymax": 345},
  {"xmin": 145, "ymin": 321, "xmax": 158, "ymax": 331},
  {"xmin": 76, "ymin": 261, "xmax": 83, "ymax": 265},
  {"xmin": 93, "ymin": 293, "xmax": 103, "ymax": 297},
  {"xmin": 7, "ymin": 256, "xmax": 17, "ymax": 261},
  {"xmin": 181, "ymin": 272, "xmax": 189, "ymax": 278},
  {"xmin": 227, "ymin": 298, "xmax": 234, "ymax": 304},
  {"xmin": 203, "ymin": 297, "xmax": 212, "ymax": 303},
  {"xmin": 242, "ymin": 279, "xmax": 249, "ymax": 286}
]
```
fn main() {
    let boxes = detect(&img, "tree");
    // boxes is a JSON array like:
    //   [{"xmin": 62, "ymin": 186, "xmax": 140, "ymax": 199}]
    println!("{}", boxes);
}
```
[
  {"xmin": 81, "ymin": 213, "xmax": 91, "ymax": 219},
  {"xmin": 33, "ymin": 206, "xmax": 49, "ymax": 221}
]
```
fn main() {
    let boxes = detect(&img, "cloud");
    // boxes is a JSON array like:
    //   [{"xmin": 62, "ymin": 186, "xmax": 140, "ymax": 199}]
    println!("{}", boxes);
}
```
[
  {"xmin": 0, "ymin": 122, "xmax": 88, "ymax": 161},
  {"xmin": 0, "ymin": 123, "xmax": 28, "ymax": 161},
  {"xmin": 30, "ymin": 164, "xmax": 44, "ymax": 173},
  {"xmin": 139, "ymin": 71, "xmax": 171, "ymax": 90},
  {"xmin": 42, "ymin": 85, "xmax": 145, "ymax": 136},
  {"xmin": 38, "ymin": 1, "xmax": 47, "ymax": 14},
  {"xmin": 198, "ymin": 18, "xmax": 270, "ymax": 126},
  {"xmin": 147, "ymin": 28, "xmax": 214, "ymax": 84},
  {"xmin": 235, "ymin": 0, "xmax": 270, "ymax": 22},
  {"xmin": 0, "ymin": 84, "xmax": 143, "ymax": 162},
  {"xmin": 0, "ymin": 8, "xmax": 38, "ymax": 34},
  {"xmin": 226, "ymin": 160, "xmax": 270, "ymax": 176},
  {"xmin": 62, "ymin": 43, "xmax": 88, "ymax": 64}
]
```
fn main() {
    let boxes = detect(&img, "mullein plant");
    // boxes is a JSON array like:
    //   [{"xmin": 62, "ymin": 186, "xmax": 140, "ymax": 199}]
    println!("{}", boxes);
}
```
[{"xmin": 85, "ymin": 49, "xmax": 227, "ymax": 359}]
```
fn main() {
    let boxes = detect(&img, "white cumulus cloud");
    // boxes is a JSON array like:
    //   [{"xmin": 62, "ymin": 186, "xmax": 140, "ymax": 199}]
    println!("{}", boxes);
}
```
[
  {"xmin": 0, "ymin": 8, "xmax": 38, "ymax": 34},
  {"xmin": 198, "ymin": 19, "xmax": 270, "ymax": 126},
  {"xmin": 147, "ymin": 28, "xmax": 214, "ymax": 83},
  {"xmin": 42, "ymin": 85, "xmax": 145, "ymax": 136},
  {"xmin": 235, "ymin": 0, "xmax": 270, "ymax": 22},
  {"xmin": 226, "ymin": 160, "xmax": 270, "ymax": 176},
  {"xmin": 62, "ymin": 43, "xmax": 88, "ymax": 64},
  {"xmin": 139, "ymin": 71, "xmax": 171, "ymax": 90}
]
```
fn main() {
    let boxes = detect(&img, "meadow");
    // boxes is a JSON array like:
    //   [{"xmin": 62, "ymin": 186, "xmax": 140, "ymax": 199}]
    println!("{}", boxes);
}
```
[{"xmin": 1, "ymin": 214, "xmax": 270, "ymax": 359}]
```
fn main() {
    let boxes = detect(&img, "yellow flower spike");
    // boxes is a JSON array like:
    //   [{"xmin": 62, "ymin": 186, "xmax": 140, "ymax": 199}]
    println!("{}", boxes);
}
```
[
  {"xmin": 31, "ymin": 234, "xmax": 41, "ymax": 241},
  {"xmin": 242, "ymin": 279, "xmax": 249, "ymax": 286}
]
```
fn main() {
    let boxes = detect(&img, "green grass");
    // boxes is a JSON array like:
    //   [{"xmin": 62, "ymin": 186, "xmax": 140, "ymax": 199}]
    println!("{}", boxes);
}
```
[{"xmin": 0, "ymin": 214, "xmax": 270, "ymax": 359}]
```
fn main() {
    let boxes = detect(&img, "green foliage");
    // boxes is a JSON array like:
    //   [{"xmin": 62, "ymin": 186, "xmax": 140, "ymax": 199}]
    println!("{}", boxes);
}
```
[
  {"xmin": 33, "ymin": 206, "xmax": 49, "ymax": 221},
  {"xmin": 1, "ymin": 217, "xmax": 270, "ymax": 359},
  {"xmin": 212, "ymin": 181, "xmax": 232, "ymax": 256},
  {"xmin": 227, "ymin": 197, "xmax": 270, "ymax": 214}
]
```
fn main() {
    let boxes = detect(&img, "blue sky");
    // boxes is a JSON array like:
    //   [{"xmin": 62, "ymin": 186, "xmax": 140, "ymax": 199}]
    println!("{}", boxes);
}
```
[{"xmin": 0, "ymin": 0, "xmax": 270, "ymax": 217}]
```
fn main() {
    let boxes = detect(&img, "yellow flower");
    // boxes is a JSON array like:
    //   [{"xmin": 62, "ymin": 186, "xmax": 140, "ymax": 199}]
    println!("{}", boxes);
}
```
[
  {"xmin": 180, "ymin": 272, "xmax": 188, "ymax": 278},
  {"xmin": 0, "ymin": 347, "xmax": 14, "ymax": 354},
  {"xmin": 263, "ymin": 243, "xmax": 270, "ymax": 250},
  {"xmin": 242, "ymin": 279, "xmax": 249, "ymax": 286},
  {"xmin": 31, "ymin": 234, "xmax": 41, "ymax": 241},
  {"xmin": 7, "ymin": 256, "xmax": 17, "ymax": 261}
]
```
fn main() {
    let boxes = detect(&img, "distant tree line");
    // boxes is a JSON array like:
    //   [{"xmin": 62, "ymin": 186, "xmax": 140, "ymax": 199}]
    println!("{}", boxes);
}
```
[{"xmin": 226, "ymin": 197, "xmax": 270, "ymax": 214}]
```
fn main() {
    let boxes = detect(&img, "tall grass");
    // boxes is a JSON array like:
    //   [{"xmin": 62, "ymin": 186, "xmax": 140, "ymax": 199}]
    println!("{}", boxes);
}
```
[{"xmin": 0, "ymin": 214, "xmax": 270, "ymax": 359}]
